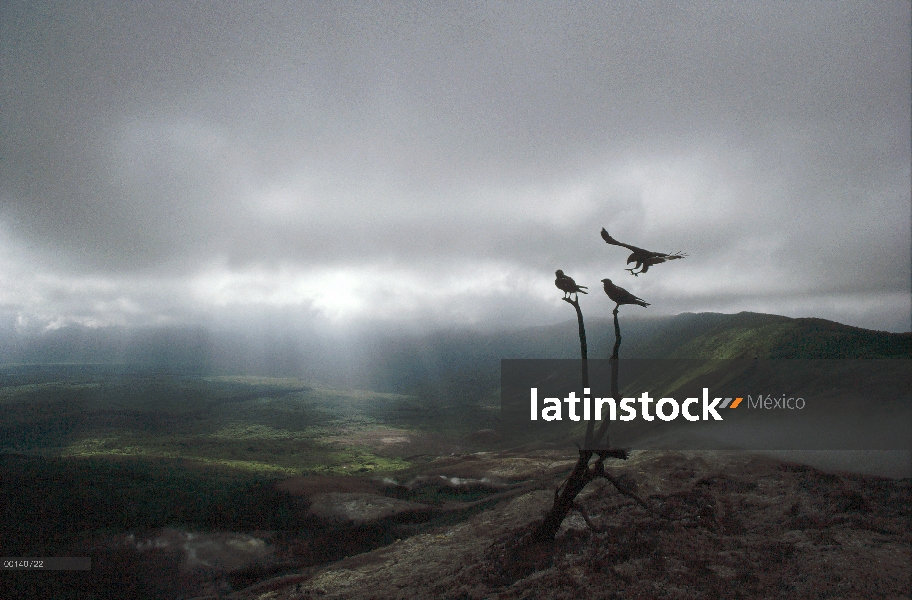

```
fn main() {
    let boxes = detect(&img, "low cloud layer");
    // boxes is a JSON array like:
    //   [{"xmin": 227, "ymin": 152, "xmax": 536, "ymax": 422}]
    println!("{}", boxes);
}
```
[{"xmin": 2, "ymin": 1, "xmax": 909, "ymax": 336}]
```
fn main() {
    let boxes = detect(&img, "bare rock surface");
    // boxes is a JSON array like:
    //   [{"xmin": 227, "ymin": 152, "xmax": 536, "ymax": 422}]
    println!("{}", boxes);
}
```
[
  {"xmin": 415, "ymin": 449, "xmax": 578, "ymax": 482},
  {"xmin": 306, "ymin": 492, "xmax": 430, "ymax": 522},
  {"xmin": 225, "ymin": 450, "xmax": 910, "ymax": 600},
  {"xmin": 131, "ymin": 528, "xmax": 275, "ymax": 573}
]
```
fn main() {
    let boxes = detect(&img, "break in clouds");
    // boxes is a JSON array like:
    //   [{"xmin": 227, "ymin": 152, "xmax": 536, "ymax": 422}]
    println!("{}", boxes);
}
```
[{"xmin": 1, "ymin": 1, "xmax": 909, "ymax": 336}]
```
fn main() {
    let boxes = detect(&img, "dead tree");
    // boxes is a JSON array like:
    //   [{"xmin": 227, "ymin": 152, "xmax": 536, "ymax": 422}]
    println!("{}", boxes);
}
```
[
  {"xmin": 526, "ymin": 228, "xmax": 686, "ymax": 544},
  {"xmin": 530, "ymin": 294, "xmax": 647, "ymax": 543}
]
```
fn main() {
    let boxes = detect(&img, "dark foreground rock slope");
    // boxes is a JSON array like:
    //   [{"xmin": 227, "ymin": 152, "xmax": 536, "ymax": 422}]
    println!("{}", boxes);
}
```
[{"xmin": 221, "ymin": 449, "xmax": 909, "ymax": 600}]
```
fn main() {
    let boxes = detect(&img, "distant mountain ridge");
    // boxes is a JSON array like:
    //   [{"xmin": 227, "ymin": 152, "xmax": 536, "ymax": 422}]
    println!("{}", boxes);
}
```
[
  {"xmin": 434, "ymin": 311, "xmax": 911, "ymax": 362},
  {"xmin": 356, "ymin": 312, "xmax": 909, "ymax": 400},
  {"xmin": 616, "ymin": 311, "xmax": 911, "ymax": 359},
  {"xmin": 1, "ymin": 312, "xmax": 908, "ymax": 396}
]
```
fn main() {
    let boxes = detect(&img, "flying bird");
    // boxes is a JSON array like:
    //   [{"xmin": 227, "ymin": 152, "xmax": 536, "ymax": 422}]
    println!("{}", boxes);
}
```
[
  {"xmin": 601, "ymin": 279, "xmax": 649, "ymax": 307},
  {"xmin": 555, "ymin": 270, "xmax": 588, "ymax": 299},
  {"xmin": 600, "ymin": 228, "xmax": 686, "ymax": 276}
]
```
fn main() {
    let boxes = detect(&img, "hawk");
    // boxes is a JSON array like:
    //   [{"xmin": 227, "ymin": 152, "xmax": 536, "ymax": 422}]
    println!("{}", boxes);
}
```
[
  {"xmin": 600, "ymin": 228, "xmax": 686, "ymax": 276},
  {"xmin": 601, "ymin": 279, "xmax": 649, "ymax": 307},
  {"xmin": 555, "ymin": 270, "xmax": 588, "ymax": 299}
]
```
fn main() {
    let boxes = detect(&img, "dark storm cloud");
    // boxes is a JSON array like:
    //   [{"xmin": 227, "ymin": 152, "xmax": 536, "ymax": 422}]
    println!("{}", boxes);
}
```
[{"xmin": 1, "ymin": 1, "xmax": 909, "ymax": 332}]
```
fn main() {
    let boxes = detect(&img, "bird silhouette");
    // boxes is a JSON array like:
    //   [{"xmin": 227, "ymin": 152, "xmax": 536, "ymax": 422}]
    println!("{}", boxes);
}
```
[
  {"xmin": 600, "ymin": 228, "xmax": 686, "ymax": 276},
  {"xmin": 555, "ymin": 270, "xmax": 588, "ymax": 299},
  {"xmin": 601, "ymin": 279, "xmax": 649, "ymax": 307}
]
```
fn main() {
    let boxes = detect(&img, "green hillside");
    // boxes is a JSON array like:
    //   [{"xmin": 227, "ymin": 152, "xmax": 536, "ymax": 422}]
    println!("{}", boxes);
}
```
[
  {"xmin": 348, "ymin": 311, "xmax": 909, "ymax": 401},
  {"xmin": 637, "ymin": 312, "xmax": 911, "ymax": 359}
]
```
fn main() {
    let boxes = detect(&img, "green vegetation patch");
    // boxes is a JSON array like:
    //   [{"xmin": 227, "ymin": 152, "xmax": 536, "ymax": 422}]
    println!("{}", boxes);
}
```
[
  {"xmin": 672, "ymin": 322, "xmax": 795, "ymax": 359},
  {"xmin": 312, "ymin": 446, "xmax": 411, "ymax": 475},
  {"xmin": 58, "ymin": 425, "xmax": 411, "ymax": 476},
  {"xmin": 1, "ymin": 369, "xmax": 479, "ymax": 479}
]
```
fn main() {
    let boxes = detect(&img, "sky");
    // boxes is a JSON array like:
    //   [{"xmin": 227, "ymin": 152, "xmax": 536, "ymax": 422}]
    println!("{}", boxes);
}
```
[{"xmin": 1, "ymin": 1, "xmax": 910, "ymax": 339}]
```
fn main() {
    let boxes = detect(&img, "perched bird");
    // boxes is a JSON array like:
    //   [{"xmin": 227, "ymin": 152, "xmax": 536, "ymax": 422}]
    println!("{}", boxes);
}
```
[
  {"xmin": 600, "ymin": 228, "xmax": 686, "ymax": 276},
  {"xmin": 601, "ymin": 279, "xmax": 649, "ymax": 307},
  {"xmin": 555, "ymin": 270, "xmax": 588, "ymax": 299}
]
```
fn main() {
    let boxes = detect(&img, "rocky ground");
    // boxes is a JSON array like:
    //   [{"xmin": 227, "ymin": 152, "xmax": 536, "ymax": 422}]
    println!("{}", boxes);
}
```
[
  {"xmin": 6, "ymin": 373, "xmax": 906, "ymax": 599},
  {"xmin": 180, "ymin": 449, "xmax": 910, "ymax": 600}
]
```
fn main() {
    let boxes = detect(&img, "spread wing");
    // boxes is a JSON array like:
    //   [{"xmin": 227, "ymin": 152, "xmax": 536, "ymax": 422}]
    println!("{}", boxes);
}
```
[
  {"xmin": 601, "ymin": 228, "xmax": 664, "ymax": 259},
  {"xmin": 602, "ymin": 228, "xmax": 685, "ymax": 261}
]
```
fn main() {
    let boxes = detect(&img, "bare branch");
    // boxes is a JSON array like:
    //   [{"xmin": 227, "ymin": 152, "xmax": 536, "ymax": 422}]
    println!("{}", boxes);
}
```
[
  {"xmin": 572, "ymin": 501, "xmax": 601, "ymax": 533},
  {"xmin": 601, "ymin": 471, "xmax": 650, "ymax": 510}
]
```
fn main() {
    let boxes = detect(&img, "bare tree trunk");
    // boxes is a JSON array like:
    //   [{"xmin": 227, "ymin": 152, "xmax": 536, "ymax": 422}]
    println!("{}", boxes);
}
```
[
  {"xmin": 592, "ymin": 305, "xmax": 621, "ymax": 447},
  {"xmin": 531, "ymin": 450, "xmax": 598, "ymax": 542},
  {"xmin": 530, "ymin": 302, "xmax": 642, "ymax": 543},
  {"xmin": 562, "ymin": 296, "xmax": 595, "ymax": 451},
  {"xmin": 573, "ymin": 296, "xmax": 588, "ymax": 383}
]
